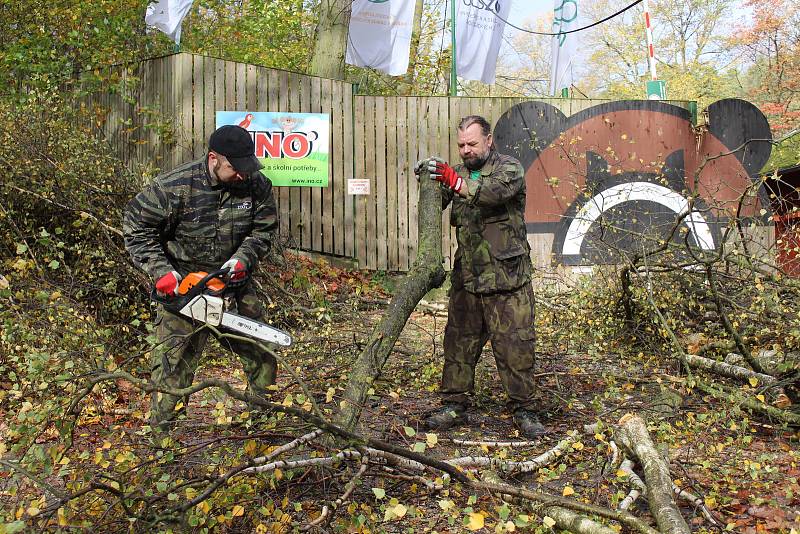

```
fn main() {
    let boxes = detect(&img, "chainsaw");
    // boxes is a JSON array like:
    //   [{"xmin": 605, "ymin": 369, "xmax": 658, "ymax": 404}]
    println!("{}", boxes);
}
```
[{"xmin": 152, "ymin": 269, "xmax": 292, "ymax": 347}]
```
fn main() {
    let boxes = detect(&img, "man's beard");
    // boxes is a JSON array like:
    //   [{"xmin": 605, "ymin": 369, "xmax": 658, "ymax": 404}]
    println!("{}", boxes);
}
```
[{"xmin": 463, "ymin": 152, "xmax": 490, "ymax": 171}]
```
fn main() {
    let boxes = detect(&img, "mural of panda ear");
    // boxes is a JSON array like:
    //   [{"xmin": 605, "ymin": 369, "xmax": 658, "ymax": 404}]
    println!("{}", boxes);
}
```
[
  {"xmin": 661, "ymin": 150, "xmax": 686, "ymax": 191},
  {"xmin": 706, "ymin": 98, "xmax": 772, "ymax": 176},
  {"xmin": 585, "ymin": 151, "xmax": 610, "ymax": 191},
  {"xmin": 493, "ymin": 101, "xmax": 568, "ymax": 171}
]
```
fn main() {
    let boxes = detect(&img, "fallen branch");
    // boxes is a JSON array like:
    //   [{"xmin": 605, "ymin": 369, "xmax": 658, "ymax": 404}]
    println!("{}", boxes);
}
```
[
  {"xmin": 684, "ymin": 353, "xmax": 776, "ymax": 385},
  {"xmin": 614, "ymin": 413, "xmax": 691, "ymax": 534},
  {"xmin": 448, "ymin": 432, "xmax": 579, "ymax": 473}
]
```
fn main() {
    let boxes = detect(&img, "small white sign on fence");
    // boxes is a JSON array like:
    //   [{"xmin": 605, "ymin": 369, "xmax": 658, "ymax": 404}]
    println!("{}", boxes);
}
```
[{"xmin": 348, "ymin": 179, "xmax": 371, "ymax": 195}]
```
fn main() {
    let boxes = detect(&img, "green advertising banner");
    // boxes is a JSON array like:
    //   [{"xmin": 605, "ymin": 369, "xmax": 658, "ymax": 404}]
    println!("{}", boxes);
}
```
[{"xmin": 216, "ymin": 111, "xmax": 330, "ymax": 187}]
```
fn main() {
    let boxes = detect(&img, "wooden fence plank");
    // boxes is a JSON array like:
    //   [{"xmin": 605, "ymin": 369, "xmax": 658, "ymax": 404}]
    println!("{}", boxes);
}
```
[
  {"xmin": 320, "ymin": 77, "xmax": 334, "ymax": 254},
  {"xmin": 310, "ymin": 76, "xmax": 322, "ymax": 252},
  {"xmin": 225, "ymin": 60, "xmax": 236, "ymax": 111},
  {"xmin": 331, "ymin": 80, "xmax": 345, "ymax": 256},
  {"xmin": 343, "ymin": 83, "xmax": 355, "ymax": 258},
  {"xmin": 386, "ymin": 97, "xmax": 398, "ymax": 270},
  {"xmin": 288, "ymin": 73, "xmax": 302, "ymax": 248},
  {"xmin": 364, "ymin": 97, "xmax": 377, "ymax": 269},
  {"xmin": 396, "ymin": 97, "xmax": 409, "ymax": 271},
  {"xmin": 176, "ymin": 54, "xmax": 194, "ymax": 164},
  {"xmin": 247, "ymin": 64, "xmax": 258, "ymax": 111},
  {"xmin": 236, "ymin": 62, "xmax": 247, "ymax": 110},
  {"xmin": 191, "ymin": 55, "xmax": 205, "ymax": 159},
  {"xmin": 408, "ymin": 97, "xmax": 433, "ymax": 265},
  {"xmin": 203, "ymin": 56, "xmax": 216, "ymax": 147},
  {"xmin": 354, "ymin": 95, "xmax": 367, "ymax": 267},
  {"xmin": 277, "ymin": 70, "xmax": 290, "ymax": 240},
  {"xmin": 375, "ymin": 97, "xmax": 387, "ymax": 270},
  {"xmin": 300, "ymin": 74, "xmax": 313, "ymax": 250}
]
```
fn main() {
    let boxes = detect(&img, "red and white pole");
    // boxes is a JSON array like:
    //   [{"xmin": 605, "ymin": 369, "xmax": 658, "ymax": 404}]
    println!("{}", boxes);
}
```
[{"xmin": 643, "ymin": 0, "xmax": 657, "ymax": 80}]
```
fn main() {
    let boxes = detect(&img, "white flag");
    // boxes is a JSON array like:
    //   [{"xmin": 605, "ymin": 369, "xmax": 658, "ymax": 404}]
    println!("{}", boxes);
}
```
[
  {"xmin": 549, "ymin": 0, "xmax": 579, "ymax": 95},
  {"xmin": 346, "ymin": 0, "xmax": 416, "ymax": 76},
  {"xmin": 455, "ymin": 0, "xmax": 512, "ymax": 84},
  {"xmin": 145, "ymin": 0, "xmax": 195, "ymax": 45}
]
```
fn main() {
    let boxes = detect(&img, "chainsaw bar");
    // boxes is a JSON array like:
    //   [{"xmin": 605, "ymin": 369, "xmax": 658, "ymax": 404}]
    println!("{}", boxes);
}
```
[{"xmin": 220, "ymin": 311, "xmax": 293, "ymax": 347}]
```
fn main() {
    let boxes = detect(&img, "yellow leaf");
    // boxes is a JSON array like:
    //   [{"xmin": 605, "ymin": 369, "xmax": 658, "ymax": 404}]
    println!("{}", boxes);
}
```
[
  {"xmin": 615, "ymin": 469, "xmax": 628, "ymax": 478},
  {"xmin": 749, "ymin": 377, "xmax": 759, "ymax": 387},
  {"xmin": 426, "ymin": 433, "xmax": 439, "ymax": 447},
  {"xmin": 391, "ymin": 503, "xmax": 407, "ymax": 519},
  {"xmin": 562, "ymin": 486, "xmax": 575, "ymax": 496},
  {"xmin": 185, "ymin": 487, "xmax": 197, "ymax": 500},
  {"xmin": 543, "ymin": 516, "xmax": 556, "ymax": 528},
  {"xmin": 274, "ymin": 468, "xmax": 283, "ymax": 480},
  {"xmin": 756, "ymin": 394, "xmax": 765, "ymax": 403},
  {"xmin": 466, "ymin": 512, "xmax": 485, "ymax": 530},
  {"xmin": 59, "ymin": 456, "xmax": 70, "ymax": 465},
  {"xmin": 572, "ymin": 441, "xmax": 584, "ymax": 450},
  {"xmin": 216, "ymin": 514, "xmax": 227, "ymax": 524},
  {"xmin": 704, "ymin": 495, "xmax": 716, "ymax": 509},
  {"xmin": 197, "ymin": 501, "xmax": 210, "ymax": 514},
  {"xmin": 504, "ymin": 520, "xmax": 516, "ymax": 532},
  {"xmin": 232, "ymin": 505, "xmax": 244, "ymax": 517},
  {"xmin": 57, "ymin": 507, "xmax": 68, "ymax": 526},
  {"xmin": 325, "ymin": 387, "xmax": 335, "ymax": 403},
  {"xmin": 244, "ymin": 440, "xmax": 257, "ymax": 456}
]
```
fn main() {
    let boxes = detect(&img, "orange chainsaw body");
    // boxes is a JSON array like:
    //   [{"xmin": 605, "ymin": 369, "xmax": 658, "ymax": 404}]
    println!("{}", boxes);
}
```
[{"xmin": 178, "ymin": 271, "xmax": 226, "ymax": 295}]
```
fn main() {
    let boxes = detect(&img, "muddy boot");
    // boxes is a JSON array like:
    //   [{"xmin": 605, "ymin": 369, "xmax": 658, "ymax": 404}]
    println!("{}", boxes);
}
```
[
  {"xmin": 424, "ymin": 404, "xmax": 467, "ymax": 431},
  {"xmin": 513, "ymin": 409, "xmax": 547, "ymax": 438}
]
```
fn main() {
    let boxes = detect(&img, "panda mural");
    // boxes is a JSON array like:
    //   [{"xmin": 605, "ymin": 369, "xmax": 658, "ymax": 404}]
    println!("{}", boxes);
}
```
[{"xmin": 493, "ymin": 99, "xmax": 773, "ymax": 266}]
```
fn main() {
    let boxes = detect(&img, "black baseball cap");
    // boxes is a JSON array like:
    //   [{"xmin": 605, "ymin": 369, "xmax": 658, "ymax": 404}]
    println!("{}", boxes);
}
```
[{"xmin": 209, "ymin": 125, "xmax": 263, "ymax": 174}]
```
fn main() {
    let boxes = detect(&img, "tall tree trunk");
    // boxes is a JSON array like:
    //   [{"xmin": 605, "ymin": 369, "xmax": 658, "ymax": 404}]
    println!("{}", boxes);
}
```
[
  {"xmin": 336, "ymin": 172, "xmax": 446, "ymax": 431},
  {"xmin": 308, "ymin": 0, "xmax": 352, "ymax": 79}
]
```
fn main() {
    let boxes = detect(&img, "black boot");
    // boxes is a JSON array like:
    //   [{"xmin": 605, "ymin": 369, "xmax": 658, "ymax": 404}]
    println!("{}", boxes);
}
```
[
  {"xmin": 513, "ymin": 409, "xmax": 547, "ymax": 438},
  {"xmin": 424, "ymin": 404, "xmax": 467, "ymax": 430}
]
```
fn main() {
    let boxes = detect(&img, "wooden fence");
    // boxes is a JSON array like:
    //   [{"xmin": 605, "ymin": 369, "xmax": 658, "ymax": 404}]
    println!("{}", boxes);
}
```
[{"xmin": 83, "ymin": 52, "xmax": 693, "ymax": 272}]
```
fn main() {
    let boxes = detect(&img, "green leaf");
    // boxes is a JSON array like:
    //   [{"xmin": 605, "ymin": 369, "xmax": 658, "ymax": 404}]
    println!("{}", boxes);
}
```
[
  {"xmin": 371, "ymin": 487, "xmax": 386, "ymax": 500},
  {"xmin": 15, "ymin": 243, "xmax": 27, "ymax": 255},
  {"xmin": 412, "ymin": 442, "xmax": 426, "ymax": 453},
  {"xmin": 48, "ymin": 260, "xmax": 60, "ymax": 269},
  {"xmin": 403, "ymin": 426, "xmax": 416, "ymax": 437}
]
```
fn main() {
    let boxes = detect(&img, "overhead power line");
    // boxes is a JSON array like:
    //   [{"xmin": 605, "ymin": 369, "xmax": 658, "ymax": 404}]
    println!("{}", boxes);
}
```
[{"xmin": 494, "ymin": 0, "xmax": 645, "ymax": 36}]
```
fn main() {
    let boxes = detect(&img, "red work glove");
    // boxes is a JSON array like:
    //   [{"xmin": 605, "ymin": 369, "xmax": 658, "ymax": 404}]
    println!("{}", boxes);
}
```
[
  {"xmin": 155, "ymin": 270, "xmax": 181, "ymax": 297},
  {"xmin": 222, "ymin": 258, "xmax": 248, "ymax": 286},
  {"xmin": 432, "ymin": 158, "xmax": 464, "ymax": 193}
]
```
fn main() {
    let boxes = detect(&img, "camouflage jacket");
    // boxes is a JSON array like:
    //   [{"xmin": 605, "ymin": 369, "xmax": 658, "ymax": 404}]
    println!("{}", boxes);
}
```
[
  {"xmin": 123, "ymin": 158, "xmax": 277, "ymax": 281},
  {"xmin": 442, "ymin": 150, "xmax": 532, "ymax": 294}
]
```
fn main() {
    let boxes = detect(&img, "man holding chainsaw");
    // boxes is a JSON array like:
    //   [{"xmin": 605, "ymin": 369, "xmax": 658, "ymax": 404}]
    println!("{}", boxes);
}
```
[
  {"xmin": 124, "ymin": 124, "xmax": 280, "ymax": 431},
  {"xmin": 414, "ymin": 115, "xmax": 546, "ymax": 439}
]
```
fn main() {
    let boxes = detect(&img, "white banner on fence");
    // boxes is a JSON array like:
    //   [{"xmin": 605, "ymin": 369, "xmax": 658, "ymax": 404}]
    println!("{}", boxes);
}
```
[
  {"xmin": 455, "ymin": 0, "xmax": 512, "ymax": 84},
  {"xmin": 549, "ymin": 0, "xmax": 579, "ymax": 95},
  {"xmin": 145, "ymin": 0, "xmax": 194, "ymax": 44},
  {"xmin": 346, "ymin": 0, "xmax": 416, "ymax": 76}
]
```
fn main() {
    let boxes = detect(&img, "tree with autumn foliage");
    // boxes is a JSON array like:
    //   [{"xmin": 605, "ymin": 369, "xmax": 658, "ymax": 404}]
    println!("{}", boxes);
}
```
[{"xmin": 733, "ymin": 0, "xmax": 800, "ymax": 168}]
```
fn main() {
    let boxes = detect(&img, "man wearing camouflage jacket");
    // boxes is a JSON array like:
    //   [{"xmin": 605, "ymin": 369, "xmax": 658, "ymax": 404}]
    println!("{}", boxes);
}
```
[
  {"xmin": 123, "ymin": 125, "xmax": 278, "ymax": 431},
  {"xmin": 415, "ymin": 115, "xmax": 545, "ymax": 438}
]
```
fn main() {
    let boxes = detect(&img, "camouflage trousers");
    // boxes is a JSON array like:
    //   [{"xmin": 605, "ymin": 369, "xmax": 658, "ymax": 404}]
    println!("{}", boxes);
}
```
[
  {"xmin": 150, "ymin": 286, "xmax": 277, "ymax": 429},
  {"xmin": 440, "ymin": 282, "xmax": 537, "ymax": 412}
]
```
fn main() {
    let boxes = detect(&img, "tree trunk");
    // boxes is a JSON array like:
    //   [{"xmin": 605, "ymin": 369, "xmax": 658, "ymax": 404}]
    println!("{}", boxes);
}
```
[
  {"xmin": 336, "ymin": 173, "xmax": 446, "ymax": 431},
  {"xmin": 308, "ymin": 0, "xmax": 352, "ymax": 79},
  {"xmin": 614, "ymin": 414, "xmax": 691, "ymax": 534}
]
